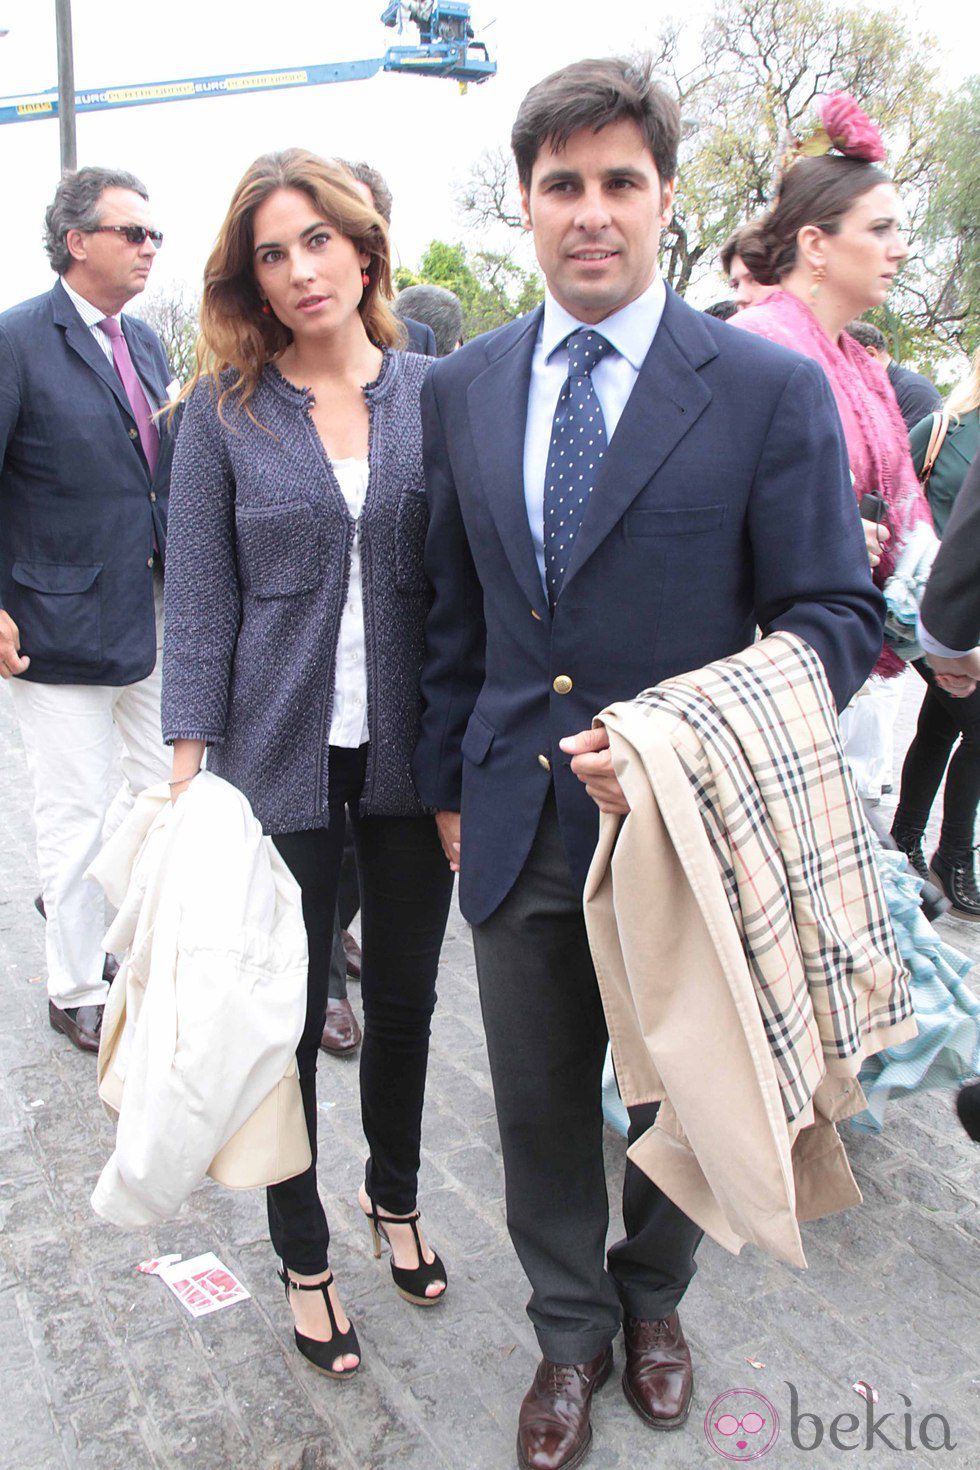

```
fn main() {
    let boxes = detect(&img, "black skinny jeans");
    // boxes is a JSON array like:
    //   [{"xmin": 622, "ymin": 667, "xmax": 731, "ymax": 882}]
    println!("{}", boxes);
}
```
[
  {"xmin": 894, "ymin": 660, "xmax": 980, "ymax": 857},
  {"xmin": 269, "ymin": 745, "xmax": 454, "ymax": 1274}
]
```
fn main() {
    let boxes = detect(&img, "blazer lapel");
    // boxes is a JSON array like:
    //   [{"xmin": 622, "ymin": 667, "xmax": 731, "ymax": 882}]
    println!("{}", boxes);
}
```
[
  {"xmin": 467, "ymin": 308, "xmax": 548, "ymax": 615},
  {"xmin": 51, "ymin": 280, "xmax": 133, "ymax": 420},
  {"xmin": 562, "ymin": 290, "xmax": 716, "ymax": 593}
]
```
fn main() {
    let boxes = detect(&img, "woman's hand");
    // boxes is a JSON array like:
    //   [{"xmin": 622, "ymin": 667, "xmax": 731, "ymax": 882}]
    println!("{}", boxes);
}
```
[
  {"xmin": 169, "ymin": 738, "xmax": 206, "ymax": 804},
  {"xmin": 435, "ymin": 811, "xmax": 461, "ymax": 872},
  {"xmin": 861, "ymin": 516, "xmax": 890, "ymax": 570}
]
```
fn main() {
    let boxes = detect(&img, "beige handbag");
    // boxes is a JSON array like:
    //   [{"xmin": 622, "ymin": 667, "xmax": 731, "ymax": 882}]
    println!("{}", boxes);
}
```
[
  {"xmin": 98, "ymin": 997, "xmax": 312, "ymax": 1190},
  {"xmin": 919, "ymin": 410, "xmax": 950, "ymax": 491}
]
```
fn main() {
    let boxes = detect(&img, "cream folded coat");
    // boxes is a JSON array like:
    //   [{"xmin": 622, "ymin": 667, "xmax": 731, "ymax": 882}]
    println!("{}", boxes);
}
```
[
  {"xmin": 88, "ymin": 772, "xmax": 310, "ymax": 1228},
  {"xmin": 584, "ymin": 634, "xmax": 916, "ymax": 1269}
]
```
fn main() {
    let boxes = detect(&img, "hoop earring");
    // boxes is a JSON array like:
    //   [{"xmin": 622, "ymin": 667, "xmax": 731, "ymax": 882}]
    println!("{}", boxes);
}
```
[
  {"xmin": 361, "ymin": 270, "xmax": 370, "ymax": 289},
  {"xmin": 809, "ymin": 264, "xmax": 826, "ymax": 301}
]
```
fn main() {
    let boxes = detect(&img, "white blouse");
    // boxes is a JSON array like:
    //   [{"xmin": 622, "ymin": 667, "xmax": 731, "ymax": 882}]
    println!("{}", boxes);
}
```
[{"xmin": 328, "ymin": 457, "xmax": 370, "ymax": 748}]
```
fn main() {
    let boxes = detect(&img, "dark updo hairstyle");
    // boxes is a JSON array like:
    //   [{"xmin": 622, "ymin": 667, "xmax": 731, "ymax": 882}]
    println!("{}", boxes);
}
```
[{"xmin": 738, "ymin": 154, "xmax": 891, "ymax": 286}]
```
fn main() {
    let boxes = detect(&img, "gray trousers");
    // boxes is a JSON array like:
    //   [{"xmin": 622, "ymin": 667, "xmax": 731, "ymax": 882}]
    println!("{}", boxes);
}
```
[{"xmin": 471, "ymin": 793, "xmax": 703, "ymax": 1364}]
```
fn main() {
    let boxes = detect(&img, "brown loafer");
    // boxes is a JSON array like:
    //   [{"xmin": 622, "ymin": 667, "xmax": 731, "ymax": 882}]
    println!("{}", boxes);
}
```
[
  {"xmin": 48, "ymin": 1000, "xmax": 103, "ymax": 1055},
  {"xmin": 517, "ymin": 1344, "xmax": 612, "ymax": 1470},
  {"xmin": 622, "ymin": 1312, "xmax": 693, "ymax": 1430},
  {"xmin": 319, "ymin": 997, "xmax": 362, "ymax": 1057},
  {"xmin": 342, "ymin": 930, "xmax": 361, "ymax": 981}
]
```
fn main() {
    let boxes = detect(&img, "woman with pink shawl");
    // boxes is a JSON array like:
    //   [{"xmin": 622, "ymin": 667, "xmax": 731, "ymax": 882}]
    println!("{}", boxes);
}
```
[
  {"xmin": 732, "ymin": 94, "xmax": 935, "ymax": 800},
  {"xmin": 732, "ymin": 101, "xmax": 980, "ymax": 1128}
]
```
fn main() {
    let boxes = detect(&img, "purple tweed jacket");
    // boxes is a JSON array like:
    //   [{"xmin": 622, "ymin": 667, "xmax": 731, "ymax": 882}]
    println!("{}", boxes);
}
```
[{"xmin": 162, "ymin": 350, "xmax": 434, "ymax": 832}]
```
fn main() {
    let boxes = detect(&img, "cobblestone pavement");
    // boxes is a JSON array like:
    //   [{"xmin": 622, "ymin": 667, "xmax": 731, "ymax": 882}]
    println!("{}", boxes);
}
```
[{"xmin": 1, "ymin": 674, "xmax": 977, "ymax": 1470}]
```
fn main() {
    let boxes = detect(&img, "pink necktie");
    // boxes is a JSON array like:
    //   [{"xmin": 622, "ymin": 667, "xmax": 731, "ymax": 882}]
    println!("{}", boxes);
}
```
[{"xmin": 99, "ymin": 316, "xmax": 160, "ymax": 476}]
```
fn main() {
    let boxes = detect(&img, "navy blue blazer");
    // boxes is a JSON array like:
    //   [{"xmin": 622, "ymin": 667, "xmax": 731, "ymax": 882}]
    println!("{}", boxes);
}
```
[
  {"xmin": 414, "ymin": 287, "xmax": 885, "ymax": 925},
  {"xmin": 0, "ymin": 279, "xmax": 173, "ymax": 685},
  {"xmin": 403, "ymin": 316, "xmax": 438, "ymax": 356}
]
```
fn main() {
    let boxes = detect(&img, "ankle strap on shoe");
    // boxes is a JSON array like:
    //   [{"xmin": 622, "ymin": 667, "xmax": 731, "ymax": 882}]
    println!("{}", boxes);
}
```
[
  {"xmin": 371, "ymin": 1205, "xmax": 421, "ymax": 1226},
  {"xmin": 278, "ymin": 1268, "xmax": 334, "ymax": 1292}
]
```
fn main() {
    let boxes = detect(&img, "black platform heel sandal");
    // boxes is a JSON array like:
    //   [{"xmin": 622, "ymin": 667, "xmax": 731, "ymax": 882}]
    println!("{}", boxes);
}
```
[
  {"xmin": 364, "ymin": 1197, "xmax": 447, "ymax": 1307},
  {"xmin": 277, "ymin": 1268, "xmax": 360, "ymax": 1378}
]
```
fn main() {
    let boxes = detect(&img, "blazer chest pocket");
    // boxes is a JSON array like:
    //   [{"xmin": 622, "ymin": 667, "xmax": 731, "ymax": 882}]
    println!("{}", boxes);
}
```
[
  {"xmin": 394, "ymin": 490, "xmax": 430, "ymax": 595},
  {"xmin": 235, "ymin": 502, "xmax": 320, "ymax": 598},
  {"xmin": 625, "ymin": 504, "xmax": 727, "ymax": 538},
  {"xmin": 11, "ymin": 561, "xmax": 102, "ymax": 664}
]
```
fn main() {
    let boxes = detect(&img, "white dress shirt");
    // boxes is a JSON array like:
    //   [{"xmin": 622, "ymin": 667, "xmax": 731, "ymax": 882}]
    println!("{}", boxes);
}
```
[
  {"xmin": 522, "ymin": 273, "xmax": 667, "ymax": 588},
  {"xmin": 917, "ymin": 615, "xmax": 973, "ymax": 660},
  {"xmin": 329, "ymin": 457, "xmax": 370, "ymax": 747},
  {"xmin": 61, "ymin": 278, "xmax": 121, "ymax": 362}
]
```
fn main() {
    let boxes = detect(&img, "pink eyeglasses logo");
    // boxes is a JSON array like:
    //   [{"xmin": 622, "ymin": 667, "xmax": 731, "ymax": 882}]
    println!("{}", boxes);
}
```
[{"xmin": 704, "ymin": 1388, "xmax": 780, "ymax": 1461}]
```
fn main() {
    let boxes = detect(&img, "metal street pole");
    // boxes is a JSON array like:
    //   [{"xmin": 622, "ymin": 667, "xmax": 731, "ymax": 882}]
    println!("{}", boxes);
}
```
[{"xmin": 55, "ymin": 0, "xmax": 76, "ymax": 172}]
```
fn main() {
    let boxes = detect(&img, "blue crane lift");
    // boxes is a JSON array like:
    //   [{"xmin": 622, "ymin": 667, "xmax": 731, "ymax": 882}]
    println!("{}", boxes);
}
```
[{"xmin": 0, "ymin": 4, "xmax": 496, "ymax": 130}]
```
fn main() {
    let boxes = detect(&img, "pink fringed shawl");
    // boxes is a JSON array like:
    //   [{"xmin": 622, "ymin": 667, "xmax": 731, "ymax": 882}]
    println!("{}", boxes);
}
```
[{"xmin": 733, "ymin": 290, "xmax": 933, "ymax": 677}]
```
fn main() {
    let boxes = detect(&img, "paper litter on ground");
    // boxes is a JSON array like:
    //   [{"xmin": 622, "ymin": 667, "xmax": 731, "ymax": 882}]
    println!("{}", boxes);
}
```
[
  {"xmin": 157, "ymin": 1252, "xmax": 250, "ymax": 1317},
  {"xmin": 136, "ymin": 1254, "xmax": 183, "ymax": 1276}
]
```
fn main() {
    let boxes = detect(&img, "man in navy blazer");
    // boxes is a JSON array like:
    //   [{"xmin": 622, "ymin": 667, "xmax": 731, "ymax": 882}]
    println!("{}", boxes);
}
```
[
  {"xmin": 414, "ymin": 58, "xmax": 884, "ymax": 1469},
  {"xmin": 0, "ymin": 166, "xmax": 173, "ymax": 1054}
]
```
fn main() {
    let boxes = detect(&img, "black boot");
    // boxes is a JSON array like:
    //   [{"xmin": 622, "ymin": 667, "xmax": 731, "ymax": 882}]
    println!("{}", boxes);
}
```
[
  {"xmin": 890, "ymin": 819, "xmax": 928, "ymax": 882},
  {"xmin": 929, "ymin": 847, "xmax": 980, "ymax": 921},
  {"xmin": 956, "ymin": 1080, "xmax": 980, "ymax": 1142}
]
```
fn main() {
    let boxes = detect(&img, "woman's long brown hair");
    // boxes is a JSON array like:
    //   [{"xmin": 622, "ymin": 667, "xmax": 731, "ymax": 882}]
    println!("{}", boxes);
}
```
[{"xmin": 184, "ymin": 148, "xmax": 405, "ymax": 421}]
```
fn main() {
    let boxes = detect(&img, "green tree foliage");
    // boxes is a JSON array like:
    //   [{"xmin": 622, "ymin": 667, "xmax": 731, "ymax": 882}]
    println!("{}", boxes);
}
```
[
  {"xmin": 651, "ymin": 1, "xmax": 942, "ymax": 316},
  {"xmin": 396, "ymin": 239, "xmax": 542, "ymax": 339},
  {"xmin": 920, "ymin": 77, "xmax": 980, "ymax": 355},
  {"xmin": 131, "ymin": 284, "xmax": 200, "ymax": 383}
]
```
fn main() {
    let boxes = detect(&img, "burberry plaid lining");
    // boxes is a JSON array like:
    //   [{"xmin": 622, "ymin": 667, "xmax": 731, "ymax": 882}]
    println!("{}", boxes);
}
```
[{"xmin": 630, "ymin": 633, "xmax": 913, "ymax": 1122}]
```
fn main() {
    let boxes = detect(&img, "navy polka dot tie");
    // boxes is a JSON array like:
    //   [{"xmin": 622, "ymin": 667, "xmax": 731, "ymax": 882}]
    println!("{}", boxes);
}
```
[{"xmin": 543, "ymin": 328, "xmax": 614, "ymax": 608}]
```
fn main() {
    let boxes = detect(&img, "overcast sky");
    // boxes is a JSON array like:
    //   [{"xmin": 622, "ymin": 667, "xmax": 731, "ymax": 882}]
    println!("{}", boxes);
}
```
[{"xmin": 0, "ymin": 0, "xmax": 977, "ymax": 313}]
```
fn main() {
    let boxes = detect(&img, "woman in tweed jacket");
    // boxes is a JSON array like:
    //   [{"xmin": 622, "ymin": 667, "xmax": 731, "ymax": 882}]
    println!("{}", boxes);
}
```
[{"xmin": 162, "ymin": 150, "xmax": 454, "ymax": 1378}]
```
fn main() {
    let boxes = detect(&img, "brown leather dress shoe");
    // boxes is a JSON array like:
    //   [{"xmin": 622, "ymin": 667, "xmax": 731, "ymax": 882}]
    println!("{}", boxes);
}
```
[
  {"xmin": 517, "ymin": 1344, "xmax": 613, "ymax": 1470},
  {"xmin": 342, "ymin": 930, "xmax": 361, "ymax": 981},
  {"xmin": 319, "ymin": 997, "xmax": 362, "ymax": 1057},
  {"xmin": 622, "ymin": 1312, "xmax": 693, "ymax": 1430},
  {"xmin": 48, "ymin": 1000, "xmax": 103, "ymax": 1055}
]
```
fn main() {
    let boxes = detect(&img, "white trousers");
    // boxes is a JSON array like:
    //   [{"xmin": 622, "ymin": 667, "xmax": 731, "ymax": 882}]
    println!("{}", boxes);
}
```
[{"xmin": 7, "ymin": 576, "xmax": 169, "ymax": 1008}]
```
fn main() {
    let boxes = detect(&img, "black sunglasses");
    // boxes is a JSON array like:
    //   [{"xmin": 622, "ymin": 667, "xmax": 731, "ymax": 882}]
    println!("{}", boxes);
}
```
[{"xmin": 88, "ymin": 224, "xmax": 164, "ymax": 247}]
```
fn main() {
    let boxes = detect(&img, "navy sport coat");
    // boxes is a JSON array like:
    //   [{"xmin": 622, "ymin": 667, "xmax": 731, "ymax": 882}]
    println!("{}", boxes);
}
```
[
  {"xmin": 414, "ymin": 286, "xmax": 886, "ymax": 924},
  {"xmin": 0, "ymin": 279, "xmax": 173, "ymax": 685}
]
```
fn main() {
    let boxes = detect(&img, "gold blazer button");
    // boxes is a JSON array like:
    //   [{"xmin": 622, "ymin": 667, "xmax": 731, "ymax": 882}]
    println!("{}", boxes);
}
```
[{"xmin": 552, "ymin": 675, "xmax": 573, "ymax": 695}]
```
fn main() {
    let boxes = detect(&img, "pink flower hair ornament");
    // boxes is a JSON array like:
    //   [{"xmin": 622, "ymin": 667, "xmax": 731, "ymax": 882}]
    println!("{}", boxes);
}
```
[{"xmin": 780, "ymin": 92, "xmax": 886, "ymax": 172}]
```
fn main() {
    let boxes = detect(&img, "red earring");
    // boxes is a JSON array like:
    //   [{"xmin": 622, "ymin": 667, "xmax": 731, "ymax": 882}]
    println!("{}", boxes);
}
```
[
  {"xmin": 361, "ymin": 270, "xmax": 370, "ymax": 288},
  {"xmin": 261, "ymin": 302, "xmax": 272, "ymax": 316}
]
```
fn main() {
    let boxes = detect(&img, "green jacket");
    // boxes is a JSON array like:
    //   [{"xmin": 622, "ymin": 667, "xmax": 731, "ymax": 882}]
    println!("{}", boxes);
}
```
[{"xmin": 908, "ymin": 406, "xmax": 980, "ymax": 536}]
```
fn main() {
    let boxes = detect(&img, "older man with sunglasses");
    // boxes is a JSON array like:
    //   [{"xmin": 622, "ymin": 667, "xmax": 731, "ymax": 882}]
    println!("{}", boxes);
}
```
[{"xmin": 0, "ymin": 166, "xmax": 175, "ymax": 1053}]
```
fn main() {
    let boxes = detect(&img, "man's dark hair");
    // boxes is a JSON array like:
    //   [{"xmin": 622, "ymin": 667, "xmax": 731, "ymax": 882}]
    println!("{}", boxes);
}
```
[
  {"xmin": 703, "ymin": 298, "xmax": 738, "ymax": 321},
  {"xmin": 394, "ymin": 284, "xmax": 465, "ymax": 356},
  {"xmin": 845, "ymin": 319, "xmax": 887, "ymax": 354},
  {"xmin": 511, "ymin": 55, "xmax": 680, "ymax": 193},
  {"xmin": 43, "ymin": 166, "xmax": 149, "ymax": 274},
  {"xmin": 340, "ymin": 160, "xmax": 394, "ymax": 224}
]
